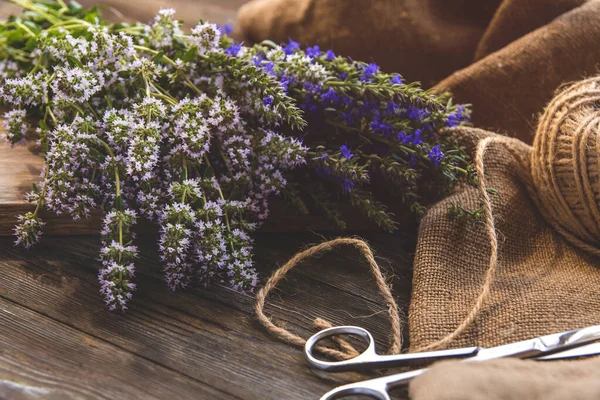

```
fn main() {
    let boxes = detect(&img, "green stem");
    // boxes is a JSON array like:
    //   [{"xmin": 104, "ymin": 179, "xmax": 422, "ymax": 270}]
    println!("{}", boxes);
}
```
[
  {"xmin": 203, "ymin": 155, "xmax": 231, "ymax": 235},
  {"xmin": 133, "ymin": 45, "xmax": 177, "ymax": 66},
  {"xmin": 15, "ymin": 22, "xmax": 35, "ymax": 37},
  {"xmin": 8, "ymin": 0, "xmax": 63, "ymax": 24}
]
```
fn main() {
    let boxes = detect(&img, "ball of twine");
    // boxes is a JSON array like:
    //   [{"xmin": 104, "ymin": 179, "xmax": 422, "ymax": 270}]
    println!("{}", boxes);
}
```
[{"xmin": 530, "ymin": 76, "xmax": 600, "ymax": 255}]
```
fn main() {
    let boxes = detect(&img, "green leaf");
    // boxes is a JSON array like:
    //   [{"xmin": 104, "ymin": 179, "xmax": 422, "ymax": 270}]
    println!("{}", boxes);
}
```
[
  {"xmin": 23, "ymin": 21, "xmax": 42, "ymax": 35},
  {"xmin": 68, "ymin": 0, "xmax": 83, "ymax": 11},
  {"xmin": 229, "ymin": 185, "xmax": 240, "ymax": 200},
  {"xmin": 66, "ymin": 55, "xmax": 83, "ymax": 69},
  {"xmin": 39, "ymin": 120, "xmax": 48, "ymax": 131},
  {"xmin": 151, "ymin": 51, "xmax": 164, "ymax": 64},
  {"xmin": 259, "ymin": 40, "xmax": 278, "ymax": 49},
  {"xmin": 181, "ymin": 46, "xmax": 198, "ymax": 63},
  {"xmin": 32, "ymin": 183, "xmax": 40, "ymax": 194},
  {"xmin": 89, "ymin": 147, "xmax": 105, "ymax": 163}
]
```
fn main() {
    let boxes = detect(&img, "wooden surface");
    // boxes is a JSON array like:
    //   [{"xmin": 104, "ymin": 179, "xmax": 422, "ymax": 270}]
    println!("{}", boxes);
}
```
[{"xmin": 0, "ymin": 232, "xmax": 415, "ymax": 399}]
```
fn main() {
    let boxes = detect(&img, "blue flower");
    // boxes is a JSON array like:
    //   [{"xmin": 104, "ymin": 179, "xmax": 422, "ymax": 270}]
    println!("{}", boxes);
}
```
[
  {"xmin": 225, "ymin": 43, "xmax": 242, "ymax": 56},
  {"xmin": 263, "ymin": 96, "xmax": 273, "ymax": 106},
  {"xmin": 321, "ymin": 88, "xmax": 340, "ymax": 105},
  {"xmin": 341, "ymin": 177, "xmax": 355, "ymax": 193},
  {"xmin": 283, "ymin": 39, "xmax": 300, "ymax": 55},
  {"xmin": 397, "ymin": 131, "xmax": 407, "ymax": 144},
  {"xmin": 412, "ymin": 129, "xmax": 423, "ymax": 145},
  {"xmin": 218, "ymin": 24, "xmax": 233, "ymax": 35},
  {"xmin": 301, "ymin": 100, "xmax": 318, "ymax": 114},
  {"xmin": 446, "ymin": 105, "xmax": 467, "ymax": 127},
  {"xmin": 306, "ymin": 45, "xmax": 321, "ymax": 58},
  {"xmin": 390, "ymin": 74, "xmax": 403, "ymax": 85},
  {"xmin": 406, "ymin": 106, "xmax": 429, "ymax": 121},
  {"xmin": 340, "ymin": 145, "xmax": 354, "ymax": 159},
  {"xmin": 263, "ymin": 61, "xmax": 275, "ymax": 75},
  {"xmin": 339, "ymin": 72, "xmax": 348, "ymax": 80},
  {"xmin": 385, "ymin": 101, "xmax": 398, "ymax": 114},
  {"xmin": 342, "ymin": 111, "xmax": 354, "ymax": 125},
  {"xmin": 279, "ymin": 76, "xmax": 291, "ymax": 91},
  {"xmin": 428, "ymin": 145, "xmax": 444, "ymax": 167},
  {"xmin": 325, "ymin": 50, "xmax": 336, "ymax": 61},
  {"xmin": 253, "ymin": 55, "xmax": 264, "ymax": 67},
  {"xmin": 361, "ymin": 63, "xmax": 379, "ymax": 82},
  {"xmin": 370, "ymin": 117, "xmax": 393, "ymax": 137}
]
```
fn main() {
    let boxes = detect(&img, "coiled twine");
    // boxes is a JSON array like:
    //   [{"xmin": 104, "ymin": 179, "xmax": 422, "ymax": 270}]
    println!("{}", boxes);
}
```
[{"xmin": 531, "ymin": 77, "xmax": 600, "ymax": 254}]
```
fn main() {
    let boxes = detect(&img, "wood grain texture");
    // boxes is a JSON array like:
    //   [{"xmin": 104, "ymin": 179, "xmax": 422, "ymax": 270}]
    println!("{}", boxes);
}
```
[{"xmin": 0, "ymin": 232, "xmax": 414, "ymax": 399}]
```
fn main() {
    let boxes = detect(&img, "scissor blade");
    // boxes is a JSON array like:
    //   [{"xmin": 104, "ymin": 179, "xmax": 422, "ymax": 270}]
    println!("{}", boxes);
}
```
[{"xmin": 536, "ymin": 342, "xmax": 600, "ymax": 360}]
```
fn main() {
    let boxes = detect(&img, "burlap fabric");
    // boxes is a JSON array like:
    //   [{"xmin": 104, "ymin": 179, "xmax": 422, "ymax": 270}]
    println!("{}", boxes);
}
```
[
  {"xmin": 236, "ymin": 0, "xmax": 600, "ymax": 143},
  {"xmin": 409, "ymin": 126, "xmax": 600, "ymax": 351}
]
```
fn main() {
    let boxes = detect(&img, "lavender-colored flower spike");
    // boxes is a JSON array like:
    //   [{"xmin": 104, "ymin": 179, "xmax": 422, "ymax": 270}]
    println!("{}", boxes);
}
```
[
  {"xmin": 14, "ymin": 212, "xmax": 45, "ymax": 248},
  {"xmin": 98, "ymin": 209, "xmax": 138, "ymax": 311}
]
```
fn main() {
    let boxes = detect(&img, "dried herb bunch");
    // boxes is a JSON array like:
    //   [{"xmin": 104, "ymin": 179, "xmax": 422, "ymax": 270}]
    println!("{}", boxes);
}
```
[{"xmin": 0, "ymin": 0, "xmax": 472, "ymax": 309}]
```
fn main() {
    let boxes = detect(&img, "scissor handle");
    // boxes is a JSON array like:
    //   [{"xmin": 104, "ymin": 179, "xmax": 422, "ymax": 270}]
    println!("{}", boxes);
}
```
[{"xmin": 305, "ymin": 326, "xmax": 378, "ymax": 372}]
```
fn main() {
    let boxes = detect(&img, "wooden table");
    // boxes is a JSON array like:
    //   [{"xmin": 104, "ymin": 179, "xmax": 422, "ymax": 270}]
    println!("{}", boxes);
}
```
[{"xmin": 0, "ymin": 232, "xmax": 414, "ymax": 399}]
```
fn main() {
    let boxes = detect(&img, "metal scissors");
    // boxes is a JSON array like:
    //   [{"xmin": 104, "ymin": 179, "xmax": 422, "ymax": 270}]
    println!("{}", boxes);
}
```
[{"xmin": 305, "ymin": 325, "xmax": 600, "ymax": 400}]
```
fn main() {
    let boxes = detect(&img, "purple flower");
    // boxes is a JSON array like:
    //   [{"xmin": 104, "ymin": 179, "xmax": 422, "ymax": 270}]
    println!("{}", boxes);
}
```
[
  {"xmin": 325, "ymin": 50, "xmax": 336, "ymax": 61},
  {"xmin": 306, "ymin": 45, "xmax": 321, "ymax": 58},
  {"xmin": 446, "ymin": 105, "xmax": 467, "ymax": 127},
  {"xmin": 98, "ymin": 209, "xmax": 138, "ymax": 311},
  {"xmin": 3, "ymin": 109, "xmax": 28, "ymax": 146},
  {"xmin": 370, "ymin": 117, "xmax": 393, "ymax": 137},
  {"xmin": 262, "ymin": 61, "xmax": 275, "ymax": 75},
  {"xmin": 14, "ymin": 212, "xmax": 45, "ymax": 248},
  {"xmin": 428, "ymin": 145, "xmax": 444, "ymax": 167},
  {"xmin": 225, "ymin": 43, "xmax": 242, "ymax": 56},
  {"xmin": 412, "ymin": 129, "xmax": 423, "ymax": 145},
  {"xmin": 342, "ymin": 111, "xmax": 354, "ymax": 125},
  {"xmin": 341, "ymin": 177, "xmax": 355, "ymax": 193},
  {"xmin": 390, "ymin": 74, "xmax": 403, "ymax": 85},
  {"xmin": 283, "ymin": 39, "xmax": 300, "ymax": 55},
  {"xmin": 321, "ymin": 88, "xmax": 340, "ymax": 105},
  {"xmin": 340, "ymin": 145, "xmax": 354, "ymax": 159},
  {"xmin": 361, "ymin": 63, "xmax": 379, "ymax": 82},
  {"xmin": 263, "ymin": 95, "xmax": 274, "ymax": 106},
  {"xmin": 253, "ymin": 55, "xmax": 264, "ymax": 66},
  {"xmin": 279, "ymin": 76, "xmax": 291, "ymax": 91},
  {"xmin": 406, "ymin": 106, "xmax": 430, "ymax": 121},
  {"xmin": 218, "ymin": 23, "xmax": 233, "ymax": 35}
]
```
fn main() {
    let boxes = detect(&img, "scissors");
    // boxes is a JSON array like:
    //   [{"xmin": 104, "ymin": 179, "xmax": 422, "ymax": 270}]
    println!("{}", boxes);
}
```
[{"xmin": 305, "ymin": 325, "xmax": 600, "ymax": 400}]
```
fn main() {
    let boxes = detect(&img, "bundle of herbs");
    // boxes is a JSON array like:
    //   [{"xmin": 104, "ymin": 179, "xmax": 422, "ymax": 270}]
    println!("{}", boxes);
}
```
[{"xmin": 0, "ymin": 0, "xmax": 473, "ymax": 310}]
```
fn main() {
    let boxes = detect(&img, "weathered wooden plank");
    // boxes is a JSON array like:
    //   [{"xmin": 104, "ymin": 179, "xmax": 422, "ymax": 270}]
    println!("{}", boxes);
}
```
[
  {"xmin": 0, "ymin": 232, "xmax": 413, "ymax": 399},
  {"xmin": 0, "ymin": 297, "xmax": 236, "ymax": 399}
]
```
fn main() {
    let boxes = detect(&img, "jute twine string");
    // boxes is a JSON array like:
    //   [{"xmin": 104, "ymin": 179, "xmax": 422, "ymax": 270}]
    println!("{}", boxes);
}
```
[
  {"xmin": 255, "ymin": 238, "xmax": 401, "ymax": 359},
  {"xmin": 255, "ymin": 76, "xmax": 600, "ymax": 355}
]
